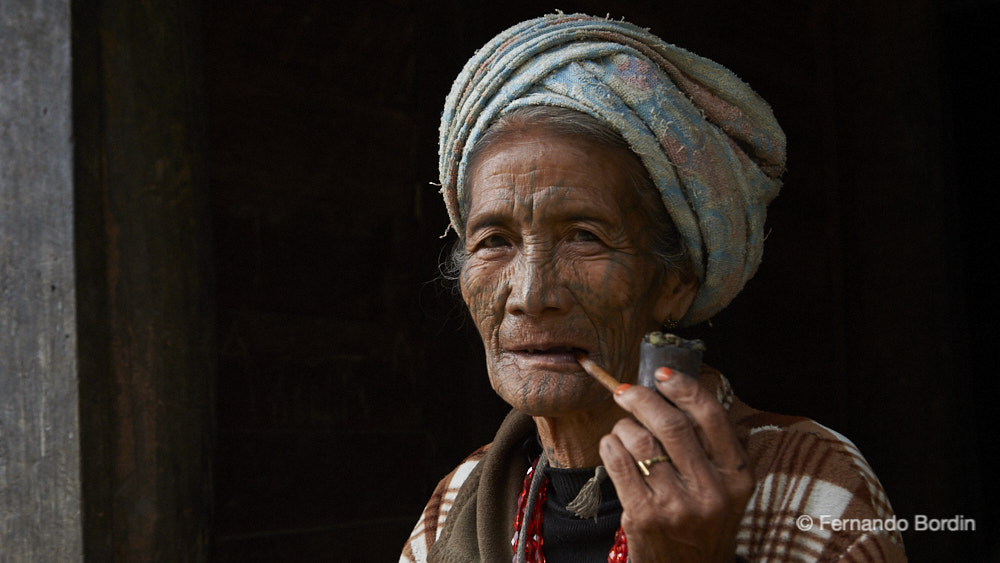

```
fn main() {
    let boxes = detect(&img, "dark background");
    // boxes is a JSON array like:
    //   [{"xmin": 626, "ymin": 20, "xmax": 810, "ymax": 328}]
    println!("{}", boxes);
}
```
[{"xmin": 197, "ymin": 0, "xmax": 996, "ymax": 560}]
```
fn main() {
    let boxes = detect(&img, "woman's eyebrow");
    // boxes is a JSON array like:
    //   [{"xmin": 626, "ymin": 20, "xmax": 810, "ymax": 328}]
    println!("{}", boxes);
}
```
[
  {"xmin": 466, "ymin": 210, "xmax": 617, "ymax": 233},
  {"xmin": 552, "ymin": 208, "xmax": 619, "ymax": 230},
  {"xmin": 566, "ymin": 214, "xmax": 613, "ymax": 225},
  {"xmin": 465, "ymin": 211, "xmax": 510, "ymax": 233}
]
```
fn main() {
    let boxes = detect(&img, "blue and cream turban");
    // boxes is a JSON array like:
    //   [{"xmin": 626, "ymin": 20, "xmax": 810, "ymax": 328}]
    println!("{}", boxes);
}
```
[{"xmin": 439, "ymin": 13, "xmax": 786, "ymax": 326}]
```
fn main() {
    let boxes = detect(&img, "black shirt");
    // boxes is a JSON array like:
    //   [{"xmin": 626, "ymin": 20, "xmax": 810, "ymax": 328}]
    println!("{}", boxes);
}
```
[{"xmin": 541, "ymin": 465, "xmax": 622, "ymax": 563}]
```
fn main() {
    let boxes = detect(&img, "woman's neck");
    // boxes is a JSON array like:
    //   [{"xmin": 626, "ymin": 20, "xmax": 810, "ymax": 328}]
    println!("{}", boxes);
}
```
[{"xmin": 533, "ymin": 399, "xmax": 628, "ymax": 468}]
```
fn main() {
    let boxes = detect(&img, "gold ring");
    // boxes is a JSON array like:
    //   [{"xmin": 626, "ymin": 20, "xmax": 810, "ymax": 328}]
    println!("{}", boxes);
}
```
[{"xmin": 637, "ymin": 455, "xmax": 671, "ymax": 476}]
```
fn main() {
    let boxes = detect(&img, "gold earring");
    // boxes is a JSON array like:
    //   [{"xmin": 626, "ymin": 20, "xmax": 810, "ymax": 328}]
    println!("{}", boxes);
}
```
[{"xmin": 663, "ymin": 318, "xmax": 678, "ymax": 331}]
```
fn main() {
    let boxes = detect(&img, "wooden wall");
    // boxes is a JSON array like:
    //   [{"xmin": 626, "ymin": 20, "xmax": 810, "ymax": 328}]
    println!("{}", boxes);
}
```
[
  {"xmin": 74, "ymin": 0, "xmax": 215, "ymax": 560},
  {"xmin": 204, "ymin": 2, "xmax": 506, "ymax": 559},
  {"xmin": 205, "ymin": 1, "xmax": 995, "ymax": 561},
  {"xmin": 1, "ymin": 0, "xmax": 994, "ymax": 560}
]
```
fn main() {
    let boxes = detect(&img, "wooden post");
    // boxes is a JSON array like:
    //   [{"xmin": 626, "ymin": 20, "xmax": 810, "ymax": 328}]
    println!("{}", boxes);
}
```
[
  {"xmin": 2, "ymin": 0, "xmax": 213, "ymax": 559},
  {"xmin": 1, "ymin": 1, "xmax": 84, "ymax": 560},
  {"xmin": 73, "ymin": 0, "xmax": 215, "ymax": 560}
]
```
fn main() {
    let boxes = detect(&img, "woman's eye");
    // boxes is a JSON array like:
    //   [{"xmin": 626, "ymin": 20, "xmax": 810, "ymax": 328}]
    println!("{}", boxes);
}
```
[
  {"xmin": 570, "ymin": 229, "xmax": 600, "ymax": 243},
  {"xmin": 479, "ymin": 234, "xmax": 510, "ymax": 249}
]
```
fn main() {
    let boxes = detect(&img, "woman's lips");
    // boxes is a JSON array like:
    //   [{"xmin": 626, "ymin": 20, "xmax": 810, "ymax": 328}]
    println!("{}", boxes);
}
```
[{"xmin": 506, "ymin": 346, "xmax": 589, "ymax": 369}]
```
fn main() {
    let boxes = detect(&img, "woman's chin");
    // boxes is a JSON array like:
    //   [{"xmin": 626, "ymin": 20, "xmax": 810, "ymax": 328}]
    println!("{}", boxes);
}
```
[{"xmin": 493, "ymin": 372, "xmax": 611, "ymax": 417}]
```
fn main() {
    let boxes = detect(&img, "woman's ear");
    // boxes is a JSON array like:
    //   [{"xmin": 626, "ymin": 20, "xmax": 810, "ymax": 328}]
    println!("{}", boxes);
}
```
[{"xmin": 653, "ymin": 272, "xmax": 698, "ymax": 327}]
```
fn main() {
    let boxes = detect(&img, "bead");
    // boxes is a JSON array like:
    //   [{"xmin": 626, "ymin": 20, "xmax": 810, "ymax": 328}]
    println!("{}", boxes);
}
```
[{"xmin": 511, "ymin": 457, "xmax": 628, "ymax": 563}]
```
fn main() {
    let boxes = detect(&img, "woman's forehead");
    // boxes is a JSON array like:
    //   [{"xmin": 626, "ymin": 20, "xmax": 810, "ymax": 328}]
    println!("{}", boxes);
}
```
[{"xmin": 465, "ymin": 133, "xmax": 642, "ymax": 224}]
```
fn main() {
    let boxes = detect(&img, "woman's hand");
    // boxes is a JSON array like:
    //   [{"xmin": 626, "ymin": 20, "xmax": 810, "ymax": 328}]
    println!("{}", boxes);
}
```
[{"xmin": 599, "ymin": 368, "xmax": 753, "ymax": 562}]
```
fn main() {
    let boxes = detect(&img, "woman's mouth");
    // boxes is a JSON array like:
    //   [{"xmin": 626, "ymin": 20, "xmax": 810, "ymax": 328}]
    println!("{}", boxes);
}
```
[{"xmin": 507, "ymin": 346, "xmax": 590, "ymax": 369}]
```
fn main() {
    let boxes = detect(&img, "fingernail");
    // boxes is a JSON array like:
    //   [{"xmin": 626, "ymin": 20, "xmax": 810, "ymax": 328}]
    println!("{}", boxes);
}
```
[
  {"xmin": 614, "ymin": 383, "xmax": 631, "ymax": 396},
  {"xmin": 655, "ymin": 367, "xmax": 674, "ymax": 382}
]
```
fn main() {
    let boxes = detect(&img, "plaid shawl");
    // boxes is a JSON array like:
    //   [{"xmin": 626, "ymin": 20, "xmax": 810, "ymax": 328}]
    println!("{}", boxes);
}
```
[
  {"xmin": 438, "ymin": 13, "xmax": 787, "ymax": 325},
  {"xmin": 400, "ymin": 368, "xmax": 905, "ymax": 562}
]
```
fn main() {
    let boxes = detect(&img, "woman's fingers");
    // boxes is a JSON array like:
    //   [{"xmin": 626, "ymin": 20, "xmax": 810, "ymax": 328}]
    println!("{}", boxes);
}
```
[
  {"xmin": 604, "ymin": 370, "xmax": 753, "ymax": 562},
  {"xmin": 611, "ymin": 369, "xmax": 752, "ymax": 502},
  {"xmin": 610, "ymin": 417, "xmax": 681, "ymax": 482},
  {"xmin": 599, "ymin": 428, "xmax": 684, "ymax": 517},
  {"xmin": 651, "ymin": 367, "xmax": 749, "ymax": 475},
  {"xmin": 612, "ymin": 381, "xmax": 716, "ymax": 489}
]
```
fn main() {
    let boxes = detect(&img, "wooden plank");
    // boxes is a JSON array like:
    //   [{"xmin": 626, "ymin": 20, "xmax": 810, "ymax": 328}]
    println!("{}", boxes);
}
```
[
  {"xmin": 72, "ymin": 0, "xmax": 216, "ymax": 559},
  {"xmin": 0, "ymin": 0, "xmax": 84, "ymax": 560}
]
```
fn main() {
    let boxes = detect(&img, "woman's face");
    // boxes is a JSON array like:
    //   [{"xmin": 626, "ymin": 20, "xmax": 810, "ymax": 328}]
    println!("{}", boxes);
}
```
[{"xmin": 461, "ymin": 128, "xmax": 692, "ymax": 416}]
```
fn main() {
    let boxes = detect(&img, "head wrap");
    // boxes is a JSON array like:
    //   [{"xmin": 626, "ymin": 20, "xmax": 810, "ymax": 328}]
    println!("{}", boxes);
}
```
[{"xmin": 439, "ymin": 13, "xmax": 786, "ymax": 325}]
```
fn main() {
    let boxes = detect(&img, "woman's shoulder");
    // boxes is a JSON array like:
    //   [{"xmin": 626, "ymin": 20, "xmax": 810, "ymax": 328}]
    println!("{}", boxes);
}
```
[
  {"xmin": 737, "ymin": 405, "xmax": 897, "ymax": 525},
  {"xmin": 437, "ymin": 443, "xmax": 492, "ymax": 494},
  {"xmin": 715, "ymin": 370, "xmax": 890, "ymax": 504},
  {"xmin": 700, "ymin": 366, "xmax": 886, "ymax": 482},
  {"xmin": 703, "ymin": 368, "xmax": 906, "ymax": 561},
  {"xmin": 740, "ymin": 415, "xmax": 905, "ymax": 560},
  {"xmin": 399, "ymin": 444, "xmax": 490, "ymax": 563}
]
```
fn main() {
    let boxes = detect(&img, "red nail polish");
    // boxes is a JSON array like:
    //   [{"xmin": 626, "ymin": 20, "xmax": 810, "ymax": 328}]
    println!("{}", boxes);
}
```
[
  {"xmin": 614, "ymin": 383, "xmax": 631, "ymax": 396},
  {"xmin": 655, "ymin": 367, "xmax": 674, "ymax": 382}
]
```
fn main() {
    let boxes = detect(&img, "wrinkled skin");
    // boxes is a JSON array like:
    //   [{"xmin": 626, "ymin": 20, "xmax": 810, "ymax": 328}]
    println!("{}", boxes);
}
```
[
  {"xmin": 460, "ymin": 127, "xmax": 752, "ymax": 562},
  {"xmin": 604, "ymin": 371, "xmax": 754, "ymax": 562},
  {"xmin": 460, "ymin": 129, "xmax": 683, "ymax": 417}
]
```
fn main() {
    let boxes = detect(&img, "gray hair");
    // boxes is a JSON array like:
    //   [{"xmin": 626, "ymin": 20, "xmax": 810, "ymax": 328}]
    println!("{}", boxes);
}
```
[{"xmin": 442, "ymin": 105, "xmax": 692, "ymax": 284}]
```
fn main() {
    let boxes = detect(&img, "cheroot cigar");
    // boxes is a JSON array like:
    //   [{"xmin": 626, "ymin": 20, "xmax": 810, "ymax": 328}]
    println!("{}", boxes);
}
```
[
  {"xmin": 638, "ymin": 331, "xmax": 705, "ymax": 392},
  {"xmin": 573, "ymin": 351, "xmax": 619, "ymax": 393}
]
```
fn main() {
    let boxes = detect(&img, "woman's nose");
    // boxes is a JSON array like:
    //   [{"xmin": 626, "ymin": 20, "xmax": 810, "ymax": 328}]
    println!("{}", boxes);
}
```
[{"xmin": 505, "ymin": 251, "xmax": 571, "ymax": 317}]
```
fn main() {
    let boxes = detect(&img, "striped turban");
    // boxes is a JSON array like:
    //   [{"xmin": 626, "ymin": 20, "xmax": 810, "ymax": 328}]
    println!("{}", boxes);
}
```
[{"xmin": 439, "ymin": 13, "xmax": 786, "ymax": 326}]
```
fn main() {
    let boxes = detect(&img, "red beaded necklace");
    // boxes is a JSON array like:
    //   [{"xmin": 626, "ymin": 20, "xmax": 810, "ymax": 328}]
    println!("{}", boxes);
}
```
[{"xmin": 512, "ymin": 459, "xmax": 628, "ymax": 563}]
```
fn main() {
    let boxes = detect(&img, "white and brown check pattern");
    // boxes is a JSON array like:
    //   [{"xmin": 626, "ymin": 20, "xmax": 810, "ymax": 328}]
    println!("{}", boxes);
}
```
[{"xmin": 401, "ymin": 369, "xmax": 905, "ymax": 562}]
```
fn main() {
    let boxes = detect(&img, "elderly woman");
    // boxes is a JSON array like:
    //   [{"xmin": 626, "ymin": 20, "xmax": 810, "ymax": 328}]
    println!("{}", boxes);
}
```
[{"xmin": 402, "ymin": 13, "xmax": 905, "ymax": 563}]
